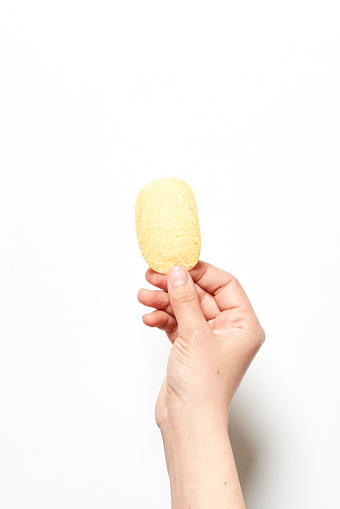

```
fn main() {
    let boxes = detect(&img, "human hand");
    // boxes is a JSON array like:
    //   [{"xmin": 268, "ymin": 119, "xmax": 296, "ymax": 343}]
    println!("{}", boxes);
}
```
[
  {"xmin": 137, "ymin": 261, "xmax": 265, "ymax": 430},
  {"xmin": 138, "ymin": 261, "xmax": 265, "ymax": 507}
]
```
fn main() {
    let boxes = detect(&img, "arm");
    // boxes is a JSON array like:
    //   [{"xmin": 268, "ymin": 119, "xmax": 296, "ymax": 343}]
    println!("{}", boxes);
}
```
[
  {"xmin": 163, "ymin": 406, "xmax": 245, "ymax": 508},
  {"xmin": 138, "ymin": 261, "xmax": 265, "ymax": 508}
]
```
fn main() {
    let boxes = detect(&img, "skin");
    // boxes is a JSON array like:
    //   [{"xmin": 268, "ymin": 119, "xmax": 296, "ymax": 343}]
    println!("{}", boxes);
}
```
[{"xmin": 137, "ymin": 260, "xmax": 265, "ymax": 508}]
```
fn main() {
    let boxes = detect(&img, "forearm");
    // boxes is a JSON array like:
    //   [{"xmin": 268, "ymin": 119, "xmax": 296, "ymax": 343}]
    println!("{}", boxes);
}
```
[{"xmin": 161, "ymin": 405, "xmax": 245, "ymax": 509}]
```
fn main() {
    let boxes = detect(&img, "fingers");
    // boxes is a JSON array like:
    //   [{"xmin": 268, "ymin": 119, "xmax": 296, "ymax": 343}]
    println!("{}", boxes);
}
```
[
  {"xmin": 167, "ymin": 266, "xmax": 211, "ymax": 340},
  {"xmin": 145, "ymin": 260, "xmax": 255, "ymax": 317},
  {"xmin": 137, "ymin": 288, "xmax": 173, "ymax": 315},
  {"xmin": 189, "ymin": 260, "xmax": 254, "ymax": 313},
  {"xmin": 145, "ymin": 267, "xmax": 218, "ymax": 308},
  {"xmin": 138, "ymin": 285, "xmax": 220, "ymax": 321},
  {"xmin": 145, "ymin": 268, "xmax": 168, "ymax": 291},
  {"xmin": 142, "ymin": 310, "xmax": 178, "ymax": 343}
]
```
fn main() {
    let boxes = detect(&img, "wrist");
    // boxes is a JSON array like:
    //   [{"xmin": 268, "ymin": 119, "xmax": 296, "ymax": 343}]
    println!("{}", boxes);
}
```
[
  {"xmin": 161, "ymin": 407, "xmax": 244, "ymax": 508},
  {"xmin": 161, "ymin": 402, "xmax": 229, "ymax": 478},
  {"xmin": 160, "ymin": 395, "xmax": 230, "ymax": 440}
]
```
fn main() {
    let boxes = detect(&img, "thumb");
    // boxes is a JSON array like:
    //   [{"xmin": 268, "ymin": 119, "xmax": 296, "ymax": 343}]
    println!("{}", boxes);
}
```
[{"xmin": 167, "ymin": 266, "xmax": 210, "ymax": 340}]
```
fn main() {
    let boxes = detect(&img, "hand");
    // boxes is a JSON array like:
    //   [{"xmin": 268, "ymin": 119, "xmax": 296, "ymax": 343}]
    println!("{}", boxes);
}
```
[
  {"xmin": 137, "ymin": 260, "xmax": 265, "ymax": 508},
  {"xmin": 137, "ymin": 261, "xmax": 265, "ymax": 429}
]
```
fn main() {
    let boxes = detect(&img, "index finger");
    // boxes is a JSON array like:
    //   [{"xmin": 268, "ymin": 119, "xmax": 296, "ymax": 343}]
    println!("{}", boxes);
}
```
[{"xmin": 189, "ymin": 260, "xmax": 254, "ymax": 313}]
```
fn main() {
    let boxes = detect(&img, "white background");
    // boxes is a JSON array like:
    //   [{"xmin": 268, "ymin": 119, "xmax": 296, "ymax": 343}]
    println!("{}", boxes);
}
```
[{"xmin": 0, "ymin": 1, "xmax": 339, "ymax": 508}]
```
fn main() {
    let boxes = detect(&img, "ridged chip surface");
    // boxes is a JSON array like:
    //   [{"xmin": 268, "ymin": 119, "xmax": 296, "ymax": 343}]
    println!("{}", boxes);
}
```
[{"xmin": 135, "ymin": 178, "xmax": 201, "ymax": 274}]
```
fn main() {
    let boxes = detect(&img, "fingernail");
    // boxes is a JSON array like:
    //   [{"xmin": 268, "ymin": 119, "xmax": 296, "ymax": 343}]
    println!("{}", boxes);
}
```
[{"xmin": 169, "ymin": 266, "xmax": 188, "ymax": 287}]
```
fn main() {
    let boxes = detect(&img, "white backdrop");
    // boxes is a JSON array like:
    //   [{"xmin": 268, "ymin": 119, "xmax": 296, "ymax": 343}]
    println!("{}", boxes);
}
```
[{"xmin": 0, "ymin": 1, "xmax": 339, "ymax": 508}]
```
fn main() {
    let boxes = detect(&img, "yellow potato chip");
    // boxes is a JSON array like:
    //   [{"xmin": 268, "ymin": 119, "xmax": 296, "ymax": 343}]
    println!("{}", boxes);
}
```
[{"xmin": 135, "ymin": 178, "xmax": 201, "ymax": 274}]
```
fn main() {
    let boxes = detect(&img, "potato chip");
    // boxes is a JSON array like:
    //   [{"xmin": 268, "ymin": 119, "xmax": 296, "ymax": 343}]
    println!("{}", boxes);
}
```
[{"xmin": 135, "ymin": 178, "xmax": 201, "ymax": 274}]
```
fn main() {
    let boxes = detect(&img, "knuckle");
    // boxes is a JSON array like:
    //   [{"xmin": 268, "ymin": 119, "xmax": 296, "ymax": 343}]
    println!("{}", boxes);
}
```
[
  {"xmin": 173, "ymin": 288, "xmax": 197, "ymax": 305},
  {"xmin": 155, "ymin": 292, "xmax": 166, "ymax": 307},
  {"xmin": 165, "ymin": 315, "xmax": 177, "ymax": 333},
  {"xmin": 231, "ymin": 275, "xmax": 239, "ymax": 284},
  {"xmin": 231, "ymin": 276, "xmax": 242, "ymax": 289}
]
